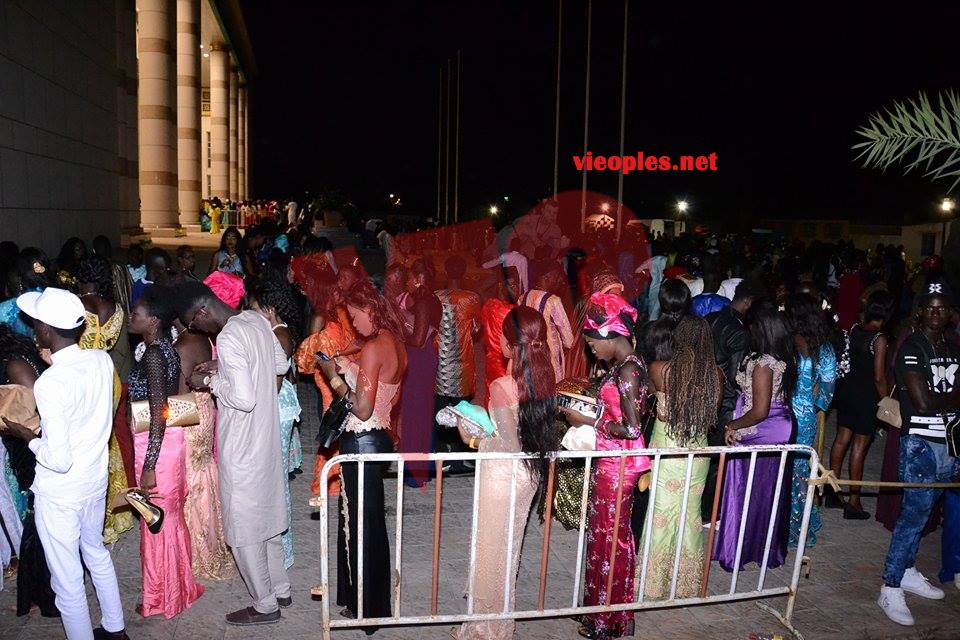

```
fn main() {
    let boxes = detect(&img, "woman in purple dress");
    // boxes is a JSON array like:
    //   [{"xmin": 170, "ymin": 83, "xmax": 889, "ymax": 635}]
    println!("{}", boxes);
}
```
[{"xmin": 715, "ymin": 301, "xmax": 797, "ymax": 572}]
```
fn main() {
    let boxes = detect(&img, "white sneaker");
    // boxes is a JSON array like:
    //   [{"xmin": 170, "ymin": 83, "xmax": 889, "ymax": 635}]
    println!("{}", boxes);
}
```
[
  {"xmin": 901, "ymin": 567, "xmax": 945, "ymax": 600},
  {"xmin": 878, "ymin": 586, "xmax": 914, "ymax": 626}
]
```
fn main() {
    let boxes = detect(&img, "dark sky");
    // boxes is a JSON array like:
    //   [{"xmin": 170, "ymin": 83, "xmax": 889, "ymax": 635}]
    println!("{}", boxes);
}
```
[{"xmin": 239, "ymin": 1, "xmax": 960, "ymax": 225}]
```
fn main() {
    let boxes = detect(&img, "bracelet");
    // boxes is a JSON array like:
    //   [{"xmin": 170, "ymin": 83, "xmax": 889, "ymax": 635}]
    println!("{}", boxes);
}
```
[{"xmin": 468, "ymin": 437, "xmax": 478, "ymax": 449}]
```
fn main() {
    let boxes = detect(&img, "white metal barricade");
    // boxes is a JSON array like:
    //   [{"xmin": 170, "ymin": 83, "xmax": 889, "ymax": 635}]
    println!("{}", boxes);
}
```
[{"xmin": 312, "ymin": 445, "xmax": 819, "ymax": 640}]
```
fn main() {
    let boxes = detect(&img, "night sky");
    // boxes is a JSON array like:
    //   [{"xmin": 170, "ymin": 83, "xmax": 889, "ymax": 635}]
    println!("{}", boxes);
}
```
[{"xmin": 240, "ymin": 1, "xmax": 960, "ymax": 226}]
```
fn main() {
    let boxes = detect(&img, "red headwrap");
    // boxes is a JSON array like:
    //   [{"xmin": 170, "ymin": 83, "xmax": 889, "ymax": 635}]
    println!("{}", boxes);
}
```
[
  {"xmin": 204, "ymin": 271, "xmax": 245, "ymax": 310},
  {"xmin": 583, "ymin": 292, "xmax": 637, "ymax": 339}
]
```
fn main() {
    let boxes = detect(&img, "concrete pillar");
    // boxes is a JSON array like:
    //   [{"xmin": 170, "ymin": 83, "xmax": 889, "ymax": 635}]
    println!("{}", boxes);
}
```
[
  {"xmin": 238, "ymin": 85, "xmax": 246, "ymax": 201},
  {"xmin": 228, "ymin": 66, "xmax": 239, "ymax": 201},
  {"xmin": 136, "ymin": 0, "xmax": 179, "ymax": 230},
  {"xmin": 116, "ymin": 0, "xmax": 140, "ymax": 238},
  {"xmin": 245, "ymin": 88, "xmax": 251, "ymax": 198},
  {"xmin": 176, "ymin": 0, "xmax": 201, "ymax": 226},
  {"xmin": 208, "ymin": 42, "xmax": 229, "ymax": 199}
]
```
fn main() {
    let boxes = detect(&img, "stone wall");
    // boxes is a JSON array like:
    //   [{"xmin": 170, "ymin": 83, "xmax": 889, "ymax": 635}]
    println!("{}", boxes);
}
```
[{"xmin": 0, "ymin": 0, "xmax": 136, "ymax": 255}]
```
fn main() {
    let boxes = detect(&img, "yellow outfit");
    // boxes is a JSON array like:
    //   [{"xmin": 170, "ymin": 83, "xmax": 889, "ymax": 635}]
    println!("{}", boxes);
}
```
[{"xmin": 80, "ymin": 305, "xmax": 136, "ymax": 544}]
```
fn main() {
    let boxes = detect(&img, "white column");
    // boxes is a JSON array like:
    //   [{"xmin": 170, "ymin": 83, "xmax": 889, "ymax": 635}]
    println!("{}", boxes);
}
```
[
  {"xmin": 136, "ymin": 0, "xmax": 179, "ymax": 230},
  {"xmin": 228, "ymin": 65, "xmax": 239, "ymax": 201},
  {"xmin": 208, "ymin": 42, "xmax": 229, "ymax": 199},
  {"xmin": 176, "ymin": 0, "xmax": 200, "ymax": 226}
]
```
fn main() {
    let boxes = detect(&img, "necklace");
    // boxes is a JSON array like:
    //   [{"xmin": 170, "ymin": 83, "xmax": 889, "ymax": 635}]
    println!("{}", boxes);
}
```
[{"xmin": 79, "ymin": 292, "xmax": 97, "ymax": 298}]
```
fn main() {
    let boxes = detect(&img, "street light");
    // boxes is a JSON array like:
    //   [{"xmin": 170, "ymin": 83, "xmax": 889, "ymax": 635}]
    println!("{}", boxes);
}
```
[
  {"xmin": 940, "ymin": 197, "xmax": 955, "ymax": 252},
  {"xmin": 600, "ymin": 202, "xmax": 611, "ymax": 213},
  {"xmin": 489, "ymin": 205, "xmax": 499, "ymax": 215},
  {"xmin": 676, "ymin": 200, "xmax": 689, "ymax": 214}
]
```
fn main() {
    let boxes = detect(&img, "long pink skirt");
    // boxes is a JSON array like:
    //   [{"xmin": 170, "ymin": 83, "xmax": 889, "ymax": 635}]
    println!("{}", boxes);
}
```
[{"xmin": 134, "ymin": 427, "xmax": 204, "ymax": 619}]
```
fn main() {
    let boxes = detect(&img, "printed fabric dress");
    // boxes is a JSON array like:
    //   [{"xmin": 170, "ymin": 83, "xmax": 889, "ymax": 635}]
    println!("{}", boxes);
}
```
[
  {"xmin": 130, "ymin": 339, "xmax": 204, "ymax": 618},
  {"xmin": 789, "ymin": 344, "xmax": 836, "ymax": 548},
  {"xmin": 641, "ymin": 392, "xmax": 709, "ymax": 600},
  {"xmin": 179, "ymin": 334, "xmax": 235, "ymax": 582},
  {"xmin": 457, "ymin": 376, "xmax": 537, "ymax": 640},
  {"xmin": 79, "ymin": 305, "xmax": 136, "ymax": 544},
  {"xmin": 713, "ymin": 355, "xmax": 792, "ymax": 572},
  {"xmin": 579, "ymin": 355, "xmax": 652, "ymax": 639},
  {"xmin": 277, "ymin": 366, "xmax": 301, "ymax": 569}
]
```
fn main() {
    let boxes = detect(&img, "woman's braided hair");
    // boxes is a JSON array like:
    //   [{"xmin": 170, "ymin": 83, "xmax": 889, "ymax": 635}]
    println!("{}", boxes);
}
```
[
  {"xmin": 76, "ymin": 255, "xmax": 115, "ymax": 302},
  {"xmin": 665, "ymin": 316, "xmax": 721, "ymax": 446}
]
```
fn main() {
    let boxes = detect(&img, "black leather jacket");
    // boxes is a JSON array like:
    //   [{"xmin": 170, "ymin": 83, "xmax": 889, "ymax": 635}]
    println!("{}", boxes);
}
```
[{"xmin": 706, "ymin": 305, "xmax": 749, "ymax": 426}]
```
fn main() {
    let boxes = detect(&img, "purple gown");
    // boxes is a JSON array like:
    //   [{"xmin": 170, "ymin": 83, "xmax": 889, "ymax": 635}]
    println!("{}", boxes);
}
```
[{"xmin": 713, "ymin": 356, "xmax": 792, "ymax": 572}]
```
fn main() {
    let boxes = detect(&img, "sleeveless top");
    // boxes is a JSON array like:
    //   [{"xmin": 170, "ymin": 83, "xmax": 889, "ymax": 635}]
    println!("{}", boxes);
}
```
[{"xmin": 341, "ymin": 360, "xmax": 401, "ymax": 433}]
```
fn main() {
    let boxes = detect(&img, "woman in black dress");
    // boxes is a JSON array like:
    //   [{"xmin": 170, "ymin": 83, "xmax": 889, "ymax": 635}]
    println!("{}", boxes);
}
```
[
  {"xmin": 0, "ymin": 324, "xmax": 59, "ymax": 617},
  {"xmin": 829, "ymin": 289, "xmax": 894, "ymax": 519}
]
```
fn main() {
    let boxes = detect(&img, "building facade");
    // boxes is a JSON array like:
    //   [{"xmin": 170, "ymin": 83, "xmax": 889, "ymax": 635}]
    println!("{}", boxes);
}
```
[{"xmin": 0, "ymin": 0, "xmax": 254, "ymax": 253}]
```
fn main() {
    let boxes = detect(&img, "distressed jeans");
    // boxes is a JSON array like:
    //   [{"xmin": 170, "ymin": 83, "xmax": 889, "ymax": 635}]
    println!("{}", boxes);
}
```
[{"xmin": 883, "ymin": 435, "xmax": 960, "ymax": 587}]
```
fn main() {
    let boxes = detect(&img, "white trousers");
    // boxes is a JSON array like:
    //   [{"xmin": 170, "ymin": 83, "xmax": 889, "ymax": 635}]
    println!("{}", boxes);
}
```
[
  {"xmin": 232, "ymin": 533, "xmax": 290, "ymax": 613},
  {"xmin": 34, "ymin": 493, "xmax": 124, "ymax": 640}
]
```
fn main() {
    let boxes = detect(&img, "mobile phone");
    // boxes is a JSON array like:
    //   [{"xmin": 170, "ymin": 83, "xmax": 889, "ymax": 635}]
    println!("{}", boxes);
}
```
[{"xmin": 315, "ymin": 351, "xmax": 330, "ymax": 362}]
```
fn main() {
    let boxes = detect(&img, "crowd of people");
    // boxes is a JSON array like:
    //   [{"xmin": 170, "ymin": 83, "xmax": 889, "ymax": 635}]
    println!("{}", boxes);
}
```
[{"xmin": 0, "ymin": 199, "xmax": 957, "ymax": 639}]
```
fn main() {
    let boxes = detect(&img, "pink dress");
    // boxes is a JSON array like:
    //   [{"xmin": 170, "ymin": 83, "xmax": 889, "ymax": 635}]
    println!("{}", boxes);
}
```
[
  {"xmin": 579, "ymin": 355, "xmax": 650, "ymax": 639},
  {"xmin": 130, "ymin": 339, "xmax": 204, "ymax": 619}
]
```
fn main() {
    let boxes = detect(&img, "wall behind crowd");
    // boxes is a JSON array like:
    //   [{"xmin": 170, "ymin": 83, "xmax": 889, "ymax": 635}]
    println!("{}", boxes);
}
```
[{"xmin": 0, "ymin": 0, "xmax": 138, "ymax": 254}]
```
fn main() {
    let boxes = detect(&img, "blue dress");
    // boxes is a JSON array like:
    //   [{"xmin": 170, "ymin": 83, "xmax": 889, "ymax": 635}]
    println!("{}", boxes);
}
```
[
  {"xmin": 789, "ymin": 344, "xmax": 836, "ymax": 547},
  {"xmin": 277, "ymin": 375, "xmax": 301, "ymax": 569}
]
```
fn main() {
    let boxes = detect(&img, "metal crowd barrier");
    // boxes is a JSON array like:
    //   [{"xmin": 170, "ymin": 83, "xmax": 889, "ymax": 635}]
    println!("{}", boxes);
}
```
[{"xmin": 311, "ymin": 445, "xmax": 819, "ymax": 640}]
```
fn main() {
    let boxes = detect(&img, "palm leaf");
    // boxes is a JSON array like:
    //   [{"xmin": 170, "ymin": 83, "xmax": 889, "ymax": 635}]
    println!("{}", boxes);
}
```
[{"xmin": 854, "ymin": 90, "xmax": 960, "ymax": 193}]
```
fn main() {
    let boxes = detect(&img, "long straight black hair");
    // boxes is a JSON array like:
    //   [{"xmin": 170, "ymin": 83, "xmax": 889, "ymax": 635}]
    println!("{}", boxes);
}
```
[{"xmin": 745, "ymin": 299, "xmax": 798, "ymax": 403}]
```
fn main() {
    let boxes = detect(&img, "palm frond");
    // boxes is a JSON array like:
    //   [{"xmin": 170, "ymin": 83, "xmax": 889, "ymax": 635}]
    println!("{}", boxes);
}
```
[{"xmin": 854, "ymin": 90, "xmax": 960, "ymax": 192}]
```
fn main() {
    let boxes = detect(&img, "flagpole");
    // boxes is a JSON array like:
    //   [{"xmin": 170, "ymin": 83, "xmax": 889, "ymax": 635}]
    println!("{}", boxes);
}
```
[
  {"xmin": 580, "ymin": 0, "xmax": 592, "ymax": 233},
  {"xmin": 553, "ymin": 0, "xmax": 563, "ymax": 197},
  {"xmin": 615, "ymin": 0, "xmax": 629, "ymax": 243},
  {"xmin": 445, "ymin": 58, "xmax": 452, "ymax": 225},
  {"xmin": 436, "ymin": 66, "xmax": 443, "ymax": 222},
  {"xmin": 454, "ymin": 50, "xmax": 461, "ymax": 223}
]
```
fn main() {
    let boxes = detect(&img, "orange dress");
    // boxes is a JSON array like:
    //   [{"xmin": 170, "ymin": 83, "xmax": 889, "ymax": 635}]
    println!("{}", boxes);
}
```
[{"xmin": 296, "ymin": 308, "xmax": 356, "ymax": 496}]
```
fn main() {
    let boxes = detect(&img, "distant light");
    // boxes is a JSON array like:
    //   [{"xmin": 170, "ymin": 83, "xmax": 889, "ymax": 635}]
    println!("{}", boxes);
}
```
[
  {"xmin": 489, "ymin": 205, "xmax": 499, "ymax": 215},
  {"xmin": 203, "ymin": 52, "xmax": 210, "ymax": 58},
  {"xmin": 389, "ymin": 193, "xmax": 395, "ymax": 199},
  {"xmin": 676, "ymin": 200, "xmax": 689, "ymax": 213},
  {"xmin": 199, "ymin": 44, "xmax": 205, "ymax": 49},
  {"xmin": 600, "ymin": 202, "xmax": 611, "ymax": 213},
  {"xmin": 940, "ymin": 198, "xmax": 955, "ymax": 213},
  {"xmin": 503, "ymin": 196, "xmax": 509, "ymax": 202}
]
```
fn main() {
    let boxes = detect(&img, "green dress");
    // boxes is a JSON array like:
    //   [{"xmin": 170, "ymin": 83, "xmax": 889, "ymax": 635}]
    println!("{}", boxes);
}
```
[{"xmin": 639, "ymin": 401, "xmax": 709, "ymax": 600}]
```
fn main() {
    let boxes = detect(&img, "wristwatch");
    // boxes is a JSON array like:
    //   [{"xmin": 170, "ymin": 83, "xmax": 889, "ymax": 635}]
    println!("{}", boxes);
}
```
[{"xmin": 203, "ymin": 374, "xmax": 212, "ymax": 387}]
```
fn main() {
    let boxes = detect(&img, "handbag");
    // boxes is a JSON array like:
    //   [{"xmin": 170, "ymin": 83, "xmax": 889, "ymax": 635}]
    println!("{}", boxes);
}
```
[
  {"xmin": 131, "ymin": 392, "xmax": 200, "ymax": 433},
  {"xmin": 0, "ymin": 384, "xmax": 41, "ymax": 432},
  {"xmin": 876, "ymin": 385, "xmax": 901, "ymax": 428},
  {"xmin": 945, "ymin": 413, "xmax": 960, "ymax": 458},
  {"xmin": 316, "ymin": 395, "xmax": 353, "ymax": 449}
]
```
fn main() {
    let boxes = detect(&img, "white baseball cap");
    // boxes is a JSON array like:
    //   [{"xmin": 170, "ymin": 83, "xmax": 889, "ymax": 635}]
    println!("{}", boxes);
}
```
[{"xmin": 16, "ymin": 288, "xmax": 86, "ymax": 330}]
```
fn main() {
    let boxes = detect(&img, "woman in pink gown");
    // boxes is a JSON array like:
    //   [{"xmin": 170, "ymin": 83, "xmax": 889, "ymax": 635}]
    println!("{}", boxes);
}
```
[
  {"xmin": 128, "ymin": 286, "xmax": 204, "ymax": 618},
  {"xmin": 564, "ymin": 293, "xmax": 651, "ymax": 639}
]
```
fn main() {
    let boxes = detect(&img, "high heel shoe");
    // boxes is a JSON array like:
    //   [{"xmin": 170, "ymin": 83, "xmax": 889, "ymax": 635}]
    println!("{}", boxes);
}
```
[{"xmin": 124, "ymin": 490, "xmax": 164, "ymax": 534}]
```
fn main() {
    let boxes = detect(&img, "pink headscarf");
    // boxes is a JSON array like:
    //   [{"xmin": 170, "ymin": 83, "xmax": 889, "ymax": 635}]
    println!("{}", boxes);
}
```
[
  {"xmin": 583, "ymin": 292, "xmax": 637, "ymax": 339},
  {"xmin": 204, "ymin": 271, "xmax": 245, "ymax": 309}
]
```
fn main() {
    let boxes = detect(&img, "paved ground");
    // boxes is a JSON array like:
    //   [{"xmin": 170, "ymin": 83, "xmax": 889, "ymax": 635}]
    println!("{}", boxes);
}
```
[{"xmin": 2, "ymin": 383, "xmax": 958, "ymax": 640}]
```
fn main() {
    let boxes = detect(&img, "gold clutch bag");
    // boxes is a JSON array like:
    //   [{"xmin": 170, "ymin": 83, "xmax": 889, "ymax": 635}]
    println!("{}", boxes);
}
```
[{"xmin": 131, "ymin": 392, "xmax": 200, "ymax": 433}]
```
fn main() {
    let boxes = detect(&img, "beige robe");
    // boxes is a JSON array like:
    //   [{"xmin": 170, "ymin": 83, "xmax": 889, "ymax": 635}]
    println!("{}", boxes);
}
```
[{"xmin": 209, "ymin": 310, "xmax": 289, "ymax": 548}]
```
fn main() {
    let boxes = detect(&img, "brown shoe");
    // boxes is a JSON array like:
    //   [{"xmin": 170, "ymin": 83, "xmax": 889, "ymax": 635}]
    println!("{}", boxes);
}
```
[{"xmin": 225, "ymin": 606, "xmax": 281, "ymax": 626}]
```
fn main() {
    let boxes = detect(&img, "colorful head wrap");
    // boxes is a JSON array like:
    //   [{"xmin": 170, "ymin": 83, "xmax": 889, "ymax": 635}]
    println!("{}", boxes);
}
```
[
  {"xmin": 274, "ymin": 234, "xmax": 290, "ymax": 253},
  {"xmin": 583, "ymin": 292, "xmax": 637, "ymax": 339},
  {"xmin": 590, "ymin": 268, "xmax": 624, "ymax": 295},
  {"xmin": 204, "ymin": 271, "xmax": 245, "ymax": 309}
]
